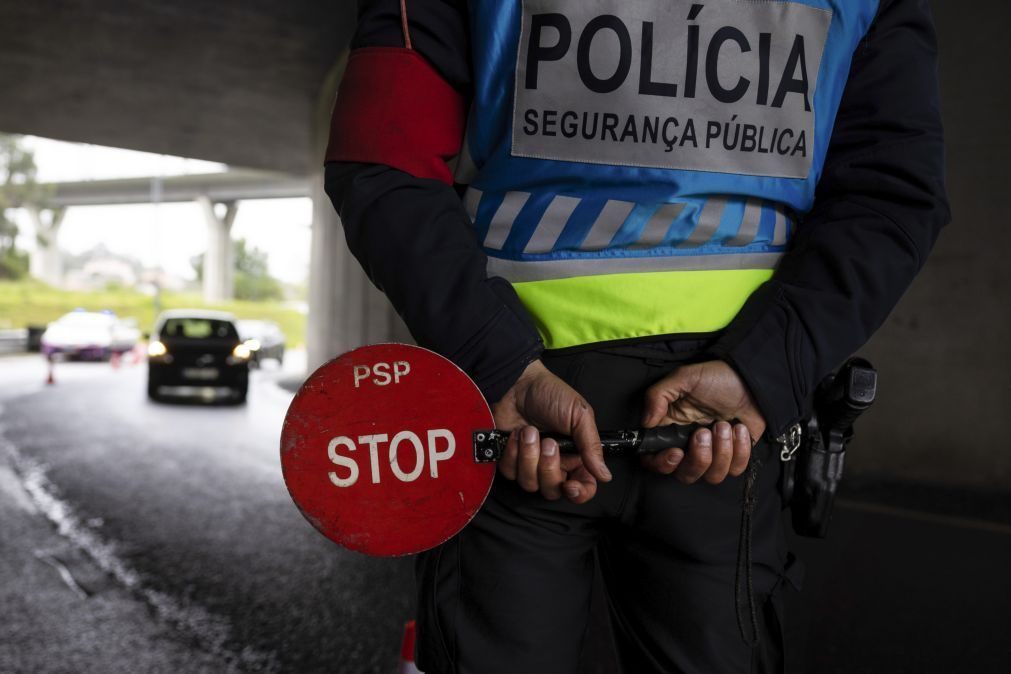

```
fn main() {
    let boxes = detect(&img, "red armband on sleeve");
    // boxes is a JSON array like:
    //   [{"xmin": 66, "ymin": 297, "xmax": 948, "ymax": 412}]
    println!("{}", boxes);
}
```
[{"xmin": 325, "ymin": 47, "xmax": 468, "ymax": 186}]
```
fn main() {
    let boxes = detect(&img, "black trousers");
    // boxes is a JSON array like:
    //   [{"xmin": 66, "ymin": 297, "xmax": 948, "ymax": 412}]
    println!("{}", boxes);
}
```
[{"xmin": 416, "ymin": 342, "xmax": 793, "ymax": 674}]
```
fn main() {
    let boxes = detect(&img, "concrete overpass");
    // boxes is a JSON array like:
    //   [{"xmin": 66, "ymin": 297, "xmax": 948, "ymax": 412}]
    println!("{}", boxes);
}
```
[
  {"xmin": 41, "ymin": 170, "xmax": 310, "ymax": 207},
  {"xmin": 0, "ymin": 1, "xmax": 354, "ymax": 174},
  {"xmin": 1, "ymin": 1, "xmax": 1010, "ymax": 488},
  {"xmin": 23, "ymin": 170, "xmax": 311, "ymax": 304}
]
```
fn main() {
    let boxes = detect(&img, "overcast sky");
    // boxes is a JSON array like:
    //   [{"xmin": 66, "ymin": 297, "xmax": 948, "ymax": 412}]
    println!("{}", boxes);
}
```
[{"xmin": 14, "ymin": 136, "xmax": 312, "ymax": 285}]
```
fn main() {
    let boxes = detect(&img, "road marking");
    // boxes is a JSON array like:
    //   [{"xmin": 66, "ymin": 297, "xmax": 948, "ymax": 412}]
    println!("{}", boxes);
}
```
[
  {"xmin": 34, "ymin": 549, "xmax": 90, "ymax": 599},
  {"xmin": 6, "ymin": 444, "xmax": 280, "ymax": 671},
  {"xmin": 838, "ymin": 498, "xmax": 1011, "ymax": 536},
  {"xmin": 0, "ymin": 462, "xmax": 37, "ymax": 513}
]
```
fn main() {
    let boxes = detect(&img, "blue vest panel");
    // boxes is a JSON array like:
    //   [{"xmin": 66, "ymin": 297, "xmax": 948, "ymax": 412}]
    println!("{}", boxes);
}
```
[{"xmin": 459, "ymin": 0, "xmax": 880, "ymax": 347}]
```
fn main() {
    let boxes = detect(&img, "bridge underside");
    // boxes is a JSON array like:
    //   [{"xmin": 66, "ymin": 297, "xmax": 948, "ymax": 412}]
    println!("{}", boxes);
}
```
[{"xmin": 0, "ymin": 1, "xmax": 354, "ymax": 174}]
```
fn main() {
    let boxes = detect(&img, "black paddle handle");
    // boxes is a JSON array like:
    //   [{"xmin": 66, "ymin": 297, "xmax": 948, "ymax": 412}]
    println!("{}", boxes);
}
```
[{"xmin": 473, "ymin": 424, "xmax": 704, "ymax": 463}]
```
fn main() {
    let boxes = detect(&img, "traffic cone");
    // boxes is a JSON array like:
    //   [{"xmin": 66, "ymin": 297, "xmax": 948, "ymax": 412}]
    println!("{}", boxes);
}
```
[
  {"xmin": 46, "ymin": 355, "xmax": 55, "ymax": 385},
  {"xmin": 398, "ymin": 620, "xmax": 423, "ymax": 674}
]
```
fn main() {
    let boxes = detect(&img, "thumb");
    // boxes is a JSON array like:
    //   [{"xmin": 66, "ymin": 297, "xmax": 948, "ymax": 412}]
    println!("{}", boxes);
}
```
[
  {"xmin": 642, "ymin": 383, "xmax": 681, "ymax": 429},
  {"xmin": 642, "ymin": 364, "xmax": 700, "ymax": 427},
  {"xmin": 641, "ymin": 387, "xmax": 672, "ymax": 427}
]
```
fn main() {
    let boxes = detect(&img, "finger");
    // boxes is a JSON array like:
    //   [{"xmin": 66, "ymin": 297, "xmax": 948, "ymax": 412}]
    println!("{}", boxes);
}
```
[
  {"xmin": 517, "ymin": 426, "xmax": 541, "ymax": 492},
  {"xmin": 562, "ymin": 466, "xmax": 598, "ymax": 505},
  {"xmin": 676, "ymin": 428, "xmax": 712, "ymax": 484},
  {"xmin": 560, "ymin": 453, "xmax": 584, "ymax": 473},
  {"xmin": 640, "ymin": 447, "xmax": 684, "ymax": 475},
  {"xmin": 498, "ymin": 425, "xmax": 520, "ymax": 481},
  {"xmin": 641, "ymin": 382, "xmax": 673, "ymax": 427},
  {"xmin": 728, "ymin": 423, "xmax": 752, "ymax": 477},
  {"xmin": 571, "ymin": 401, "xmax": 611, "ymax": 483},
  {"xmin": 703, "ymin": 421, "xmax": 734, "ymax": 485},
  {"xmin": 537, "ymin": 438, "xmax": 564, "ymax": 500}
]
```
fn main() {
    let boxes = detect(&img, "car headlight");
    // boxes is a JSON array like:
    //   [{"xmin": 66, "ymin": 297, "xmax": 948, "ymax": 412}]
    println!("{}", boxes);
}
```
[
  {"xmin": 244, "ymin": 339, "xmax": 261, "ymax": 352},
  {"xmin": 232, "ymin": 343, "xmax": 252, "ymax": 360},
  {"xmin": 148, "ymin": 341, "xmax": 168, "ymax": 358}
]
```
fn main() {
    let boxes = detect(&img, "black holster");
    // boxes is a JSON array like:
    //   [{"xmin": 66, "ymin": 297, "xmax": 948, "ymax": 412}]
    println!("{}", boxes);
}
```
[{"xmin": 780, "ymin": 358, "xmax": 877, "ymax": 538}]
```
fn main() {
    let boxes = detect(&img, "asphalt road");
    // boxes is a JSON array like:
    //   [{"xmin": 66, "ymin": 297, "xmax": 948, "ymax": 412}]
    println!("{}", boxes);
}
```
[
  {"xmin": 2, "ymin": 354, "xmax": 1009, "ymax": 673},
  {"xmin": 0, "ymin": 354, "xmax": 414, "ymax": 673}
]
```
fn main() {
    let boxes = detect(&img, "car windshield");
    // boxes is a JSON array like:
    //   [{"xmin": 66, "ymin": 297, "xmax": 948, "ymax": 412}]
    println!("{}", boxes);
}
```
[
  {"xmin": 161, "ymin": 318, "xmax": 238, "ymax": 340},
  {"xmin": 236, "ymin": 320, "xmax": 266, "ymax": 337}
]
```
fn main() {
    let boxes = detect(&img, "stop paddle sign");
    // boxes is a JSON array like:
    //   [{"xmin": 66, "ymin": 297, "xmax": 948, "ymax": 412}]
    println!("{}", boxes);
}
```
[
  {"xmin": 280, "ymin": 343, "xmax": 495, "ymax": 556},
  {"xmin": 282, "ymin": 343, "xmax": 703, "ymax": 556}
]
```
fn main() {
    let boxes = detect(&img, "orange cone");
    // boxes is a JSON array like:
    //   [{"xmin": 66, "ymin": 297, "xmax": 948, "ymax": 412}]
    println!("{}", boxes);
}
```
[{"xmin": 399, "ymin": 620, "xmax": 423, "ymax": 674}]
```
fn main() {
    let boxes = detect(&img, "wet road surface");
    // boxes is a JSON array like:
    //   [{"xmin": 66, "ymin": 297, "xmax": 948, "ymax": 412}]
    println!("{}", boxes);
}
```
[{"xmin": 0, "ymin": 354, "xmax": 413, "ymax": 673}]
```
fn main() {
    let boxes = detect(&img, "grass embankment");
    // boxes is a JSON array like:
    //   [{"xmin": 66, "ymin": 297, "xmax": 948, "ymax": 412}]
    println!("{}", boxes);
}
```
[{"xmin": 0, "ymin": 280, "xmax": 306, "ymax": 346}]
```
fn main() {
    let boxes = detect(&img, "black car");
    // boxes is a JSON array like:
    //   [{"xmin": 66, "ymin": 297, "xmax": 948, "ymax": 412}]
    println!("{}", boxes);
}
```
[
  {"xmin": 236, "ymin": 319, "xmax": 286, "ymax": 367},
  {"xmin": 147, "ymin": 310, "xmax": 251, "ymax": 403}
]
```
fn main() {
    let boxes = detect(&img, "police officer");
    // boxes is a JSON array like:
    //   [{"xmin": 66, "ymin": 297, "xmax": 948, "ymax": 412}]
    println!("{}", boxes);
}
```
[{"xmin": 325, "ymin": 1, "xmax": 948, "ymax": 671}]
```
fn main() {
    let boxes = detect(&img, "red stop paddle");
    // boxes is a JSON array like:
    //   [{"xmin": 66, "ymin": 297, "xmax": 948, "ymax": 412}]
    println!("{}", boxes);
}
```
[
  {"xmin": 281, "ymin": 344, "xmax": 495, "ymax": 556},
  {"xmin": 281, "ymin": 343, "xmax": 701, "ymax": 556}
]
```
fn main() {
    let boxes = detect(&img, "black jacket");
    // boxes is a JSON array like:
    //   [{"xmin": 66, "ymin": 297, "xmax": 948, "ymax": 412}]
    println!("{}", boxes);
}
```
[{"xmin": 325, "ymin": 0, "xmax": 949, "ymax": 437}]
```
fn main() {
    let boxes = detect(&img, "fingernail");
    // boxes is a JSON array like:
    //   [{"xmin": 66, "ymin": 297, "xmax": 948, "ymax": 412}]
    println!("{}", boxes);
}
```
[
  {"xmin": 698, "ymin": 433, "xmax": 711, "ymax": 446},
  {"xmin": 601, "ymin": 465, "xmax": 613, "ymax": 481},
  {"xmin": 542, "ymin": 441, "xmax": 557, "ymax": 457},
  {"xmin": 564, "ymin": 485, "xmax": 580, "ymax": 499},
  {"xmin": 666, "ymin": 449, "xmax": 684, "ymax": 466},
  {"xmin": 719, "ymin": 425, "xmax": 732, "ymax": 440},
  {"xmin": 736, "ymin": 426, "xmax": 748, "ymax": 440},
  {"xmin": 521, "ymin": 427, "xmax": 537, "ymax": 444}
]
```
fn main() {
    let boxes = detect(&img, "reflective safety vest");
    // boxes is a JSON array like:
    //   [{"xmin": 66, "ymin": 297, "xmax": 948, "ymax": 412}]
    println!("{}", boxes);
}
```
[{"xmin": 459, "ymin": 0, "xmax": 880, "ymax": 350}]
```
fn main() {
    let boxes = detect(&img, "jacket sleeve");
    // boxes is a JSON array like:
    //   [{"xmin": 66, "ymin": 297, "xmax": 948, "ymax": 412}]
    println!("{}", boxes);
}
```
[
  {"xmin": 709, "ymin": 0, "xmax": 950, "ymax": 437},
  {"xmin": 324, "ymin": 0, "xmax": 544, "ymax": 403}
]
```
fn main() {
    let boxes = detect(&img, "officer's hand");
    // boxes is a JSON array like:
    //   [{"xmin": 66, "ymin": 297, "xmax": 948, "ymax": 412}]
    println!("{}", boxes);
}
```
[
  {"xmin": 641, "ymin": 360, "xmax": 765, "ymax": 484},
  {"xmin": 492, "ymin": 360, "xmax": 611, "ymax": 503}
]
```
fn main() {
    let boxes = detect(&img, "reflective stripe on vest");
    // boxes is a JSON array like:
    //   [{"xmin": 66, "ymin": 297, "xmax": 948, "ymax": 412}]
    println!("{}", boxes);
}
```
[
  {"xmin": 467, "ymin": 187, "xmax": 791, "ymax": 348},
  {"xmin": 467, "ymin": 188, "xmax": 793, "ymax": 261}
]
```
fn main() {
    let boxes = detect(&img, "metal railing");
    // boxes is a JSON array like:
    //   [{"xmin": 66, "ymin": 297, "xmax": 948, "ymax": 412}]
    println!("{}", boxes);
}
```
[{"xmin": 0, "ymin": 328, "xmax": 28, "ymax": 353}]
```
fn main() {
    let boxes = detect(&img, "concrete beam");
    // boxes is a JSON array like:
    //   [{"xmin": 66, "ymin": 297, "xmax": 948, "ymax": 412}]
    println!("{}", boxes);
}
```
[{"xmin": 27, "ymin": 170, "xmax": 310, "ymax": 209}]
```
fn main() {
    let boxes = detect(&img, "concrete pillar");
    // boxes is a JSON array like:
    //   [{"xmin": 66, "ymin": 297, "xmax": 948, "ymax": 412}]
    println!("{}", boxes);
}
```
[
  {"xmin": 26, "ymin": 205, "xmax": 65, "ymax": 287},
  {"xmin": 307, "ymin": 173, "xmax": 345, "ymax": 369},
  {"xmin": 198, "ymin": 197, "xmax": 237, "ymax": 303},
  {"xmin": 306, "ymin": 50, "xmax": 411, "ymax": 372}
]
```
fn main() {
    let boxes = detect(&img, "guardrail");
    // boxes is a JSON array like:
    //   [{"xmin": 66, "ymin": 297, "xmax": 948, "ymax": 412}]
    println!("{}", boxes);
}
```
[{"xmin": 0, "ymin": 328, "xmax": 28, "ymax": 354}]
